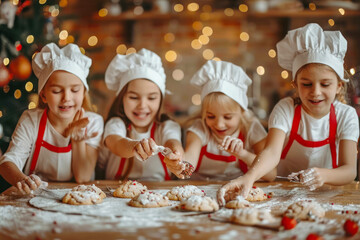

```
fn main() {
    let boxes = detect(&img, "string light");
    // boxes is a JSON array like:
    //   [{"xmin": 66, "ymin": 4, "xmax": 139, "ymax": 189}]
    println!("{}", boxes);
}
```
[
  {"xmin": 88, "ymin": 36, "xmax": 98, "ymax": 46},
  {"xmin": 202, "ymin": 49, "xmax": 214, "ymax": 60},
  {"xmin": 309, "ymin": 3, "xmax": 316, "ymax": 11},
  {"xmin": 174, "ymin": 4, "xmax": 184, "ymax": 12},
  {"xmin": 165, "ymin": 50, "xmax": 177, "ymax": 62},
  {"xmin": 126, "ymin": 47, "xmax": 136, "ymax": 55},
  {"xmin": 268, "ymin": 49, "xmax": 276, "ymax": 58},
  {"xmin": 3, "ymin": 58, "xmax": 10, "ymax": 66},
  {"xmin": 240, "ymin": 32, "xmax": 250, "ymax": 41},
  {"xmin": 239, "ymin": 4, "xmax": 248, "ymax": 13},
  {"xmin": 257, "ymin": 66, "xmax": 265, "ymax": 75},
  {"xmin": 59, "ymin": 30, "xmax": 68, "ymax": 40},
  {"xmin": 202, "ymin": 26, "xmax": 213, "ymax": 36},
  {"xmin": 116, "ymin": 44, "xmax": 127, "ymax": 54},
  {"xmin": 191, "ymin": 94, "xmax": 201, "ymax": 105},
  {"xmin": 187, "ymin": 3, "xmax": 199, "ymax": 12},
  {"xmin": 198, "ymin": 35, "xmax": 209, "ymax": 45},
  {"xmin": 25, "ymin": 82, "xmax": 33, "ymax": 92},
  {"xmin": 328, "ymin": 19, "xmax": 335, "ymax": 26},
  {"xmin": 224, "ymin": 8, "xmax": 234, "ymax": 16},
  {"xmin": 191, "ymin": 39, "xmax": 202, "ymax": 50},
  {"xmin": 281, "ymin": 70, "xmax": 289, "ymax": 79},
  {"xmin": 192, "ymin": 21, "xmax": 203, "ymax": 31},
  {"xmin": 172, "ymin": 69, "xmax": 184, "ymax": 81},
  {"xmin": 14, "ymin": 89, "xmax": 21, "ymax": 99},
  {"xmin": 350, "ymin": 68, "xmax": 356, "ymax": 75},
  {"xmin": 98, "ymin": 8, "xmax": 108, "ymax": 17},
  {"xmin": 338, "ymin": 8, "xmax": 345, "ymax": 15},
  {"xmin": 164, "ymin": 33, "xmax": 175, "ymax": 43}
]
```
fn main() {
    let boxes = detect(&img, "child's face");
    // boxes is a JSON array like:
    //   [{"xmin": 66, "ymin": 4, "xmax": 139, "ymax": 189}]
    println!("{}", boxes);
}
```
[
  {"xmin": 205, "ymin": 103, "xmax": 242, "ymax": 141},
  {"xmin": 295, "ymin": 64, "xmax": 342, "ymax": 119},
  {"xmin": 40, "ymin": 70, "xmax": 85, "ymax": 121},
  {"xmin": 123, "ymin": 79, "xmax": 161, "ymax": 132}
]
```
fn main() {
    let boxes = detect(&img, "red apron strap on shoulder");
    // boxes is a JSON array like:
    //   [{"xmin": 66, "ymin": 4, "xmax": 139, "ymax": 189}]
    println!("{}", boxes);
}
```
[
  {"xmin": 329, "ymin": 104, "xmax": 338, "ymax": 168},
  {"xmin": 281, "ymin": 104, "xmax": 302, "ymax": 160}
]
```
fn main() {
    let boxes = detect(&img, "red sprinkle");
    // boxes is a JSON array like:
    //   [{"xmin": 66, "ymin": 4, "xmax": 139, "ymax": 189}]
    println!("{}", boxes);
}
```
[
  {"xmin": 252, "ymin": 186, "xmax": 257, "ymax": 189},
  {"xmin": 267, "ymin": 195, "xmax": 272, "ymax": 199},
  {"xmin": 346, "ymin": 211, "xmax": 349, "ymax": 214},
  {"xmin": 355, "ymin": 211, "xmax": 358, "ymax": 214},
  {"xmin": 31, "ymin": 213, "xmax": 36, "ymax": 216},
  {"xmin": 53, "ymin": 221, "xmax": 57, "ymax": 225},
  {"xmin": 133, "ymin": 183, "xmax": 136, "ymax": 185}
]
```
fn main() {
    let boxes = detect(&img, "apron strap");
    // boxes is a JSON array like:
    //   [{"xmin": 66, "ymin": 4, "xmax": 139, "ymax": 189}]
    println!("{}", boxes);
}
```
[
  {"xmin": 329, "ymin": 104, "xmax": 337, "ymax": 168},
  {"xmin": 281, "ymin": 104, "xmax": 301, "ymax": 160}
]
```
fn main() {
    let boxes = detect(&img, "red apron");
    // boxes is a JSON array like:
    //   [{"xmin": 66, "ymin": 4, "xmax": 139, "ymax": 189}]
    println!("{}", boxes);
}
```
[
  {"xmin": 280, "ymin": 104, "xmax": 338, "ymax": 168},
  {"xmin": 114, "ymin": 122, "xmax": 171, "ymax": 180}
]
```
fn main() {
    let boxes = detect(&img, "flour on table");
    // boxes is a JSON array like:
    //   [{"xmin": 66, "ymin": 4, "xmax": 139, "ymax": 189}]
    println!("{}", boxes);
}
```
[{"xmin": 166, "ymin": 185, "xmax": 205, "ymax": 201}]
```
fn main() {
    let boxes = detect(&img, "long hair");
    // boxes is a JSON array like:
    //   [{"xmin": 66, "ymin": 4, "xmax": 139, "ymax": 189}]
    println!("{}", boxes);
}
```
[
  {"xmin": 293, "ymin": 63, "xmax": 350, "ymax": 105},
  {"xmin": 199, "ymin": 92, "xmax": 255, "ymax": 140}
]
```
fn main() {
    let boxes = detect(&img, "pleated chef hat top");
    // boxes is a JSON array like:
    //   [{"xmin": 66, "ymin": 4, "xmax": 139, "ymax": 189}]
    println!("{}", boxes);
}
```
[
  {"xmin": 276, "ymin": 23, "xmax": 348, "ymax": 82},
  {"xmin": 190, "ymin": 60, "xmax": 252, "ymax": 110}
]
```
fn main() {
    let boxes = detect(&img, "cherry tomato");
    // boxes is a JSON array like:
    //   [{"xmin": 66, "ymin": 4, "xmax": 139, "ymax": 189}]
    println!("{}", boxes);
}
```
[
  {"xmin": 344, "ymin": 219, "xmax": 359, "ymax": 236},
  {"xmin": 306, "ymin": 233, "xmax": 323, "ymax": 240},
  {"xmin": 281, "ymin": 216, "xmax": 297, "ymax": 230}
]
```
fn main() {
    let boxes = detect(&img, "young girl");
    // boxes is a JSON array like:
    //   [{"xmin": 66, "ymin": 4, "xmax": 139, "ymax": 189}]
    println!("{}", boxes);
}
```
[
  {"xmin": 0, "ymin": 43, "xmax": 104, "ymax": 194},
  {"xmin": 98, "ymin": 48, "xmax": 184, "ymax": 181},
  {"xmin": 217, "ymin": 23, "xmax": 359, "ymax": 205},
  {"xmin": 166, "ymin": 60, "xmax": 275, "ymax": 181}
]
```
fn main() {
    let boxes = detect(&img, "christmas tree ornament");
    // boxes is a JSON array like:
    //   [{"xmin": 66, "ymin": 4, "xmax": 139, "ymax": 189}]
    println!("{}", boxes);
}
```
[
  {"xmin": 0, "ymin": 64, "xmax": 12, "ymax": 87},
  {"xmin": 0, "ymin": 1, "xmax": 17, "ymax": 29},
  {"xmin": 9, "ymin": 55, "xmax": 32, "ymax": 81}
]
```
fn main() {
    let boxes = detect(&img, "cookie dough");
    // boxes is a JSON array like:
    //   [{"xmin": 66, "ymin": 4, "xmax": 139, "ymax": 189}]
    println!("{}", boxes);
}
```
[
  {"xmin": 178, "ymin": 195, "xmax": 219, "ymax": 212},
  {"xmin": 166, "ymin": 185, "xmax": 205, "ymax": 201},
  {"xmin": 284, "ymin": 199, "xmax": 325, "ymax": 220},
  {"xmin": 225, "ymin": 195, "xmax": 252, "ymax": 209},
  {"xmin": 230, "ymin": 208, "xmax": 275, "ymax": 225},
  {"xmin": 113, "ymin": 180, "xmax": 147, "ymax": 198},
  {"xmin": 128, "ymin": 191, "xmax": 169, "ymax": 208}
]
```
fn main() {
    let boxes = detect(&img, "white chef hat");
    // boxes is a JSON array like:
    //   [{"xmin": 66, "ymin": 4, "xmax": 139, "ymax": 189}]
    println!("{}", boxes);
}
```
[
  {"xmin": 105, "ymin": 48, "xmax": 166, "ymax": 96},
  {"xmin": 276, "ymin": 23, "xmax": 348, "ymax": 82},
  {"xmin": 32, "ymin": 43, "xmax": 92, "ymax": 93},
  {"xmin": 190, "ymin": 60, "xmax": 252, "ymax": 110}
]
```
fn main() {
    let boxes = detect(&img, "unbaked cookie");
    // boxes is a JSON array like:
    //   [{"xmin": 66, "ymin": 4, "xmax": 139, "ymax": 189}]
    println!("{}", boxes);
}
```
[
  {"xmin": 246, "ymin": 186, "xmax": 271, "ymax": 202},
  {"xmin": 62, "ymin": 184, "xmax": 106, "ymax": 205},
  {"xmin": 166, "ymin": 185, "xmax": 205, "ymax": 201},
  {"xmin": 128, "ymin": 191, "xmax": 169, "ymax": 208},
  {"xmin": 177, "ymin": 195, "xmax": 219, "ymax": 212},
  {"xmin": 230, "ymin": 208, "xmax": 275, "ymax": 226},
  {"xmin": 113, "ymin": 180, "xmax": 147, "ymax": 198},
  {"xmin": 225, "ymin": 196, "xmax": 252, "ymax": 209},
  {"xmin": 284, "ymin": 199, "xmax": 325, "ymax": 220}
]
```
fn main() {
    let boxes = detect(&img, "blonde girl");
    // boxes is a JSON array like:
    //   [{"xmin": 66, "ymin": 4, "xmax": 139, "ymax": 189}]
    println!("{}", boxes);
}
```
[{"xmin": 218, "ymin": 23, "xmax": 359, "ymax": 205}]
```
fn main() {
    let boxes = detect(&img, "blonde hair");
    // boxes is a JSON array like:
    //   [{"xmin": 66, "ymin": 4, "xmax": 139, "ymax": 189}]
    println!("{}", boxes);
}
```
[
  {"xmin": 106, "ymin": 81, "xmax": 167, "ymax": 126},
  {"xmin": 199, "ymin": 92, "xmax": 255, "ymax": 139},
  {"xmin": 38, "ymin": 90, "xmax": 94, "ymax": 111},
  {"xmin": 294, "ymin": 63, "xmax": 349, "ymax": 104}
]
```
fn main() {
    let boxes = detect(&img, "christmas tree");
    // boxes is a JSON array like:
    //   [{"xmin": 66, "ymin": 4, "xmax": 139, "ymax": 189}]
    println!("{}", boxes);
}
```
[{"xmin": 0, "ymin": 0, "xmax": 58, "ymax": 154}]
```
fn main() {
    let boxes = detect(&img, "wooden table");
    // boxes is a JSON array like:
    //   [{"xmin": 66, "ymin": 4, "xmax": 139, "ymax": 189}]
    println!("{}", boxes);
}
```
[{"xmin": 0, "ymin": 180, "xmax": 359, "ymax": 240}]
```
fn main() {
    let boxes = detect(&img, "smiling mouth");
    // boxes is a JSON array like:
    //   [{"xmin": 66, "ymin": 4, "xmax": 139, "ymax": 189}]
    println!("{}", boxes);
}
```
[
  {"xmin": 309, "ymin": 99, "xmax": 323, "ymax": 104},
  {"xmin": 134, "ymin": 112, "xmax": 150, "ymax": 118},
  {"xmin": 59, "ymin": 106, "xmax": 73, "ymax": 110}
]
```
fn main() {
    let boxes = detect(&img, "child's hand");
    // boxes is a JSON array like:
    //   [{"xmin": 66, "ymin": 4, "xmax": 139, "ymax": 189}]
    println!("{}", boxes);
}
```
[
  {"xmin": 133, "ymin": 138, "xmax": 157, "ymax": 161},
  {"xmin": 16, "ymin": 174, "xmax": 42, "ymax": 195},
  {"xmin": 163, "ymin": 151, "xmax": 186, "ymax": 179},
  {"xmin": 64, "ymin": 109, "xmax": 98, "ymax": 141},
  {"xmin": 219, "ymin": 136, "xmax": 246, "ymax": 158},
  {"xmin": 298, "ymin": 168, "xmax": 324, "ymax": 191},
  {"xmin": 216, "ymin": 176, "xmax": 253, "ymax": 207}
]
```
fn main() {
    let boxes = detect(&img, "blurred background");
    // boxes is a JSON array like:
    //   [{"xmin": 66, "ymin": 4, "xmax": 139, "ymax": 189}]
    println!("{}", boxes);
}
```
[{"xmin": 0, "ymin": 0, "xmax": 360, "ymax": 157}]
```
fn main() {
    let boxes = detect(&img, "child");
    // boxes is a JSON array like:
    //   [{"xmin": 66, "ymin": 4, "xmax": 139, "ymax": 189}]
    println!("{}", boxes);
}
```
[
  {"xmin": 166, "ymin": 60, "xmax": 275, "ymax": 181},
  {"xmin": 217, "ymin": 23, "xmax": 359, "ymax": 205},
  {"xmin": 98, "ymin": 48, "xmax": 183, "ymax": 181},
  {"xmin": 0, "ymin": 43, "xmax": 104, "ymax": 194}
]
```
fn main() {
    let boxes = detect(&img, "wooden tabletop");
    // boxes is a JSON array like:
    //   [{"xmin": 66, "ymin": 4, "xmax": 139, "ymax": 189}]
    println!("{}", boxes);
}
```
[{"xmin": 1, "ymin": 180, "xmax": 359, "ymax": 240}]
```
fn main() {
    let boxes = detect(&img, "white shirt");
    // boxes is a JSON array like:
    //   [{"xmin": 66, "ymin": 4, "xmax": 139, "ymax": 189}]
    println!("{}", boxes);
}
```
[
  {"xmin": 0, "ymin": 108, "xmax": 104, "ymax": 181},
  {"xmin": 187, "ymin": 118, "xmax": 267, "ymax": 180},
  {"xmin": 99, "ymin": 117, "xmax": 182, "ymax": 181},
  {"xmin": 269, "ymin": 97, "xmax": 359, "ymax": 176}
]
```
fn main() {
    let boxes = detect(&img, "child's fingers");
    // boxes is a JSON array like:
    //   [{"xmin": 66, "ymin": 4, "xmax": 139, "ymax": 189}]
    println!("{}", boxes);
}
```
[
  {"xmin": 233, "ymin": 140, "xmax": 243, "ymax": 153},
  {"xmin": 222, "ymin": 136, "xmax": 232, "ymax": 150},
  {"xmin": 148, "ymin": 138, "xmax": 157, "ymax": 152},
  {"xmin": 30, "ymin": 174, "xmax": 42, "ymax": 187},
  {"xmin": 25, "ymin": 176, "xmax": 38, "ymax": 190},
  {"xmin": 16, "ymin": 181, "xmax": 26, "ymax": 195},
  {"xmin": 140, "ymin": 138, "xmax": 152, "ymax": 156}
]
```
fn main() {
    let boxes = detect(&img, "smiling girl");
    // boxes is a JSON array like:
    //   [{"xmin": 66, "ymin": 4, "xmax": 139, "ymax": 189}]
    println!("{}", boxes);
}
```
[
  {"xmin": 217, "ymin": 24, "xmax": 359, "ymax": 205},
  {"xmin": 98, "ymin": 49, "xmax": 183, "ymax": 181},
  {"xmin": 0, "ymin": 43, "xmax": 103, "ymax": 194},
  {"xmin": 165, "ymin": 60, "xmax": 275, "ymax": 181}
]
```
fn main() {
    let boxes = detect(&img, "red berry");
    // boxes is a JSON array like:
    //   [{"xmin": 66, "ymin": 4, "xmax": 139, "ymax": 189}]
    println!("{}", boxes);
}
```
[
  {"xmin": 252, "ymin": 186, "xmax": 257, "ymax": 189},
  {"xmin": 344, "ymin": 219, "xmax": 359, "ymax": 236},
  {"xmin": 306, "ymin": 233, "xmax": 323, "ymax": 240},
  {"xmin": 281, "ymin": 216, "xmax": 297, "ymax": 230}
]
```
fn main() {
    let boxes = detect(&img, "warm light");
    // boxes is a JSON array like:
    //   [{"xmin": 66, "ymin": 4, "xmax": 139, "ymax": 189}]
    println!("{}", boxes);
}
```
[
  {"xmin": 339, "ymin": 8, "xmax": 345, "ymax": 15},
  {"xmin": 328, "ymin": 19, "xmax": 335, "ymax": 26},
  {"xmin": 116, "ymin": 44, "xmax": 127, "ymax": 54},
  {"xmin": 239, "ymin": 4, "xmax": 248, "ymax": 13},
  {"xmin": 240, "ymin": 32, "xmax": 250, "ymax": 41},
  {"xmin": 192, "ymin": 94, "xmax": 201, "ymax": 106},
  {"xmin": 202, "ymin": 26, "xmax": 213, "ymax": 36},
  {"xmin": 67, "ymin": 35, "xmax": 75, "ymax": 43},
  {"xmin": 3, "ymin": 85, "xmax": 10, "ymax": 93},
  {"xmin": 79, "ymin": 47, "xmax": 86, "ymax": 54},
  {"xmin": 257, "ymin": 66, "xmax": 265, "ymax": 75},
  {"xmin": 0, "ymin": 111, "xmax": 2, "ymax": 118},
  {"xmin": 224, "ymin": 8, "xmax": 234, "ymax": 16},
  {"xmin": 281, "ymin": 70, "xmax": 289, "ymax": 79},
  {"xmin": 126, "ymin": 48, "xmax": 136, "ymax": 55},
  {"xmin": 51, "ymin": 8, "xmax": 59, "ymax": 17},
  {"xmin": 191, "ymin": 39, "xmax": 202, "ymax": 50},
  {"xmin": 174, "ymin": 4, "xmax": 184, "ymax": 12},
  {"xmin": 213, "ymin": 57, "xmax": 221, "ymax": 61},
  {"xmin": 202, "ymin": 5, "xmax": 212, "ymax": 12},
  {"xmin": 164, "ymin": 33, "xmax": 175, "ymax": 43},
  {"xmin": 12, "ymin": 0, "xmax": 19, "ymax": 5},
  {"xmin": 3, "ymin": 58, "xmax": 9, "ymax": 66},
  {"xmin": 25, "ymin": 82, "xmax": 33, "ymax": 92},
  {"xmin": 172, "ymin": 69, "xmax": 184, "ymax": 81},
  {"xmin": 59, "ymin": 30, "xmax": 68, "ymax": 40},
  {"xmin": 28, "ymin": 102, "xmax": 37, "ymax": 109},
  {"xmin": 309, "ymin": 3, "xmax": 316, "ymax": 11},
  {"xmin": 202, "ymin": 49, "xmax": 214, "ymax": 60},
  {"xmin": 192, "ymin": 21, "xmax": 203, "ymax": 31},
  {"xmin": 350, "ymin": 68, "xmax": 356, "ymax": 75},
  {"xmin": 165, "ymin": 50, "xmax": 177, "ymax": 62},
  {"xmin": 14, "ymin": 89, "xmax": 21, "ymax": 99},
  {"xmin": 268, "ymin": 49, "xmax": 276, "ymax": 58},
  {"xmin": 39, "ymin": 0, "xmax": 47, "ymax": 4},
  {"xmin": 88, "ymin": 36, "xmax": 98, "ymax": 46},
  {"xmin": 134, "ymin": 6, "xmax": 144, "ymax": 15},
  {"xmin": 99, "ymin": 8, "xmax": 108, "ymax": 17},
  {"xmin": 187, "ymin": 3, "xmax": 199, "ymax": 12},
  {"xmin": 26, "ymin": 35, "xmax": 34, "ymax": 44},
  {"xmin": 200, "ymin": 12, "xmax": 210, "ymax": 21},
  {"xmin": 198, "ymin": 35, "xmax": 209, "ymax": 45},
  {"xmin": 59, "ymin": 0, "xmax": 68, "ymax": 8}
]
